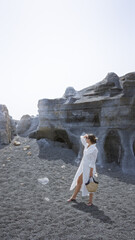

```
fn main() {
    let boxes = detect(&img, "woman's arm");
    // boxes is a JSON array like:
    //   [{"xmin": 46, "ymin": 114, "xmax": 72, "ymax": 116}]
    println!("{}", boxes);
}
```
[
  {"xmin": 88, "ymin": 150, "xmax": 97, "ymax": 177},
  {"xmin": 80, "ymin": 134, "xmax": 88, "ymax": 147},
  {"xmin": 89, "ymin": 167, "xmax": 93, "ymax": 177}
]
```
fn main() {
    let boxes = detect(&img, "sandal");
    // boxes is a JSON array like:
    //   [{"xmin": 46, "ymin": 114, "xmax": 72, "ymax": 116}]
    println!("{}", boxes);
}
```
[
  {"xmin": 87, "ymin": 202, "xmax": 93, "ymax": 206},
  {"xmin": 67, "ymin": 198, "xmax": 76, "ymax": 202}
]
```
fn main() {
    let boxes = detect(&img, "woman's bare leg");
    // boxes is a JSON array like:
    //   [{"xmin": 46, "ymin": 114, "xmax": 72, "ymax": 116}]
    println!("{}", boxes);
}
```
[
  {"xmin": 67, "ymin": 174, "xmax": 83, "ymax": 201},
  {"xmin": 87, "ymin": 193, "xmax": 93, "ymax": 205}
]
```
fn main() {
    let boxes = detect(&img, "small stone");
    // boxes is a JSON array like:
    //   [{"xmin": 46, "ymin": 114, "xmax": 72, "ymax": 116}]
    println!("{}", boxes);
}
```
[
  {"xmin": 61, "ymin": 165, "xmax": 66, "ymax": 169},
  {"xmin": 38, "ymin": 177, "xmax": 49, "ymax": 185},
  {"xmin": 20, "ymin": 183, "xmax": 24, "ymax": 185},
  {"xmin": 13, "ymin": 141, "xmax": 21, "ymax": 146},
  {"xmin": 23, "ymin": 145, "xmax": 30, "ymax": 151},
  {"xmin": 7, "ymin": 157, "xmax": 10, "ymax": 160},
  {"xmin": 108, "ymin": 168, "xmax": 111, "ymax": 171},
  {"xmin": 44, "ymin": 197, "xmax": 50, "ymax": 202},
  {"xmin": 3, "ymin": 164, "xmax": 5, "ymax": 167},
  {"xmin": 27, "ymin": 151, "xmax": 32, "ymax": 156}
]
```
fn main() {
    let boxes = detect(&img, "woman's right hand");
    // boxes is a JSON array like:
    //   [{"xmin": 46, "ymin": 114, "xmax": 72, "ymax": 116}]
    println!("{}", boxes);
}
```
[{"xmin": 84, "ymin": 134, "xmax": 88, "ymax": 139}]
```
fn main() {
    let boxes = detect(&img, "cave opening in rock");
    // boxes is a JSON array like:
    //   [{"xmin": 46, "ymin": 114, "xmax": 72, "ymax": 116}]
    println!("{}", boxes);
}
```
[
  {"xmin": 54, "ymin": 129, "xmax": 72, "ymax": 148},
  {"xmin": 104, "ymin": 130, "xmax": 122, "ymax": 165},
  {"xmin": 93, "ymin": 113, "xmax": 100, "ymax": 126}
]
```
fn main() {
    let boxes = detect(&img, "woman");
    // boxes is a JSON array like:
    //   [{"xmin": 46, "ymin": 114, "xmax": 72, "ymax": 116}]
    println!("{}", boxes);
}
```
[{"xmin": 67, "ymin": 133, "xmax": 98, "ymax": 206}]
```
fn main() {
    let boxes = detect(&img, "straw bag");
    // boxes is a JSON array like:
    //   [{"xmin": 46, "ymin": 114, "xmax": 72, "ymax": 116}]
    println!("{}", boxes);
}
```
[{"xmin": 85, "ymin": 176, "xmax": 99, "ymax": 192}]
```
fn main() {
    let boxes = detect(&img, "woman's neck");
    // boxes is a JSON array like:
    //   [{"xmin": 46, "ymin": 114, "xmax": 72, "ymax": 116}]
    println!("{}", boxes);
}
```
[{"xmin": 87, "ymin": 143, "xmax": 92, "ymax": 148}]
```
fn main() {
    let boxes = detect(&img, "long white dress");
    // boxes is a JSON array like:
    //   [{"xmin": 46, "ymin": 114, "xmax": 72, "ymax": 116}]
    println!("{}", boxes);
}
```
[{"xmin": 70, "ymin": 135, "xmax": 98, "ymax": 196}]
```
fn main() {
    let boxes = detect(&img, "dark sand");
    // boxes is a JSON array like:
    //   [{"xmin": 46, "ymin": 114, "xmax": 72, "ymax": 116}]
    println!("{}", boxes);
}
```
[{"xmin": 0, "ymin": 136, "xmax": 135, "ymax": 240}]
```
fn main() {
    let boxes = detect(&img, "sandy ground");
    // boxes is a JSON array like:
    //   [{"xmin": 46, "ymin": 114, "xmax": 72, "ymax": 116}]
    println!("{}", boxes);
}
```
[{"xmin": 0, "ymin": 136, "xmax": 135, "ymax": 240}]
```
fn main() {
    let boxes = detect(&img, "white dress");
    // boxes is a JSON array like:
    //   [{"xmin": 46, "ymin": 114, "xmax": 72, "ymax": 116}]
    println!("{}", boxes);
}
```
[{"xmin": 70, "ymin": 135, "xmax": 98, "ymax": 196}]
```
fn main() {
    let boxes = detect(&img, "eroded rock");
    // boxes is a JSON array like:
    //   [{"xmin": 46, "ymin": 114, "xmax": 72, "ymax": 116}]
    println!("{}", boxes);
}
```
[{"xmin": 36, "ymin": 72, "xmax": 135, "ymax": 174}]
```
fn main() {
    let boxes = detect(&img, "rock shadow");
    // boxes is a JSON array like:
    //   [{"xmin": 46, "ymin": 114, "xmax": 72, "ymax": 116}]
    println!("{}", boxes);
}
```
[{"xmin": 37, "ymin": 138, "xmax": 77, "ymax": 166}]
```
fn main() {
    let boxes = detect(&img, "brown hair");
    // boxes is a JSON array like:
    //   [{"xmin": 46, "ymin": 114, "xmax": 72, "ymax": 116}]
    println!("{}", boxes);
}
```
[{"xmin": 87, "ymin": 134, "xmax": 98, "ymax": 144}]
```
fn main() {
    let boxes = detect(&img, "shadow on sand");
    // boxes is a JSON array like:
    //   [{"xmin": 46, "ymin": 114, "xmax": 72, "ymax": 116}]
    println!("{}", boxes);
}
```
[{"xmin": 71, "ymin": 202, "xmax": 114, "ymax": 224}]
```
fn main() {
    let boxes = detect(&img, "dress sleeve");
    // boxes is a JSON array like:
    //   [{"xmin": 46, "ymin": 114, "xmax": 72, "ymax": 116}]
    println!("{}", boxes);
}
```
[
  {"xmin": 80, "ymin": 135, "xmax": 87, "ymax": 147},
  {"xmin": 88, "ymin": 150, "xmax": 97, "ymax": 168}
]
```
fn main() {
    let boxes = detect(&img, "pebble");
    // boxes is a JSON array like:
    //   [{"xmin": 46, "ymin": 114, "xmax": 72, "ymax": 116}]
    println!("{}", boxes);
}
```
[
  {"xmin": 44, "ymin": 197, "xmax": 50, "ymax": 202},
  {"xmin": 23, "ymin": 145, "xmax": 30, "ymax": 151},
  {"xmin": 27, "ymin": 151, "xmax": 32, "ymax": 156},
  {"xmin": 13, "ymin": 141, "xmax": 21, "ymax": 146},
  {"xmin": 61, "ymin": 165, "xmax": 66, "ymax": 169},
  {"xmin": 38, "ymin": 177, "xmax": 49, "ymax": 185}
]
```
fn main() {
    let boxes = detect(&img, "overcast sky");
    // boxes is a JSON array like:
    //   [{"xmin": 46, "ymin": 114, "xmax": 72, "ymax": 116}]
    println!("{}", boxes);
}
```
[{"xmin": 0, "ymin": 0, "xmax": 135, "ymax": 119}]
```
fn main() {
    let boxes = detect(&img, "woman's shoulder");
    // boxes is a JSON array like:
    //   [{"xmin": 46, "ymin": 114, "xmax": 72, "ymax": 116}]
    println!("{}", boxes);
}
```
[{"xmin": 87, "ymin": 145, "xmax": 98, "ymax": 154}]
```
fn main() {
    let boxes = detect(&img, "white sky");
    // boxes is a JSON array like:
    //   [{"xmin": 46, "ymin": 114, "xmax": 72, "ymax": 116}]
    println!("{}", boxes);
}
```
[{"xmin": 0, "ymin": 0, "xmax": 135, "ymax": 120}]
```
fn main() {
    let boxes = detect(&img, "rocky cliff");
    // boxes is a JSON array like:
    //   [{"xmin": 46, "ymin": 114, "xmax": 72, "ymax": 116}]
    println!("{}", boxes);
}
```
[{"xmin": 36, "ymin": 72, "xmax": 135, "ymax": 174}]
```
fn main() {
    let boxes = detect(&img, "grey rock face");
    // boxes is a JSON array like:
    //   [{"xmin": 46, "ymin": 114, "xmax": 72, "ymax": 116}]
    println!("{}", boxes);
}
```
[
  {"xmin": 0, "ymin": 105, "xmax": 14, "ymax": 145},
  {"xmin": 37, "ymin": 72, "xmax": 135, "ymax": 174},
  {"xmin": 16, "ymin": 115, "xmax": 39, "ymax": 137}
]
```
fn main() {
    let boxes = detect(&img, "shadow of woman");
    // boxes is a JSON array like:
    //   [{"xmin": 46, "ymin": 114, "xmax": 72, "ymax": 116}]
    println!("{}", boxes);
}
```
[{"xmin": 71, "ymin": 202, "xmax": 114, "ymax": 224}]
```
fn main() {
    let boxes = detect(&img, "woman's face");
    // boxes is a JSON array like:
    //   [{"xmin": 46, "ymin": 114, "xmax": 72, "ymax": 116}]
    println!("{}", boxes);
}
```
[{"xmin": 86, "ymin": 136, "xmax": 91, "ymax": 144}]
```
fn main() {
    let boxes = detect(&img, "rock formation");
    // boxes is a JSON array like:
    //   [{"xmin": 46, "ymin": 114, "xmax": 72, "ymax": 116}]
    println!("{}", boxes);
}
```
[
  {"xmin": 36, "ymin": 72, "xmax": 135, "ymax": 174},
  {"xmin": 0, "ymin": 105, "xmax": 16, "ymax": 145},
  {"xmin": 16, "ymin": 114, "xmax": 39, "ymax": 137}
]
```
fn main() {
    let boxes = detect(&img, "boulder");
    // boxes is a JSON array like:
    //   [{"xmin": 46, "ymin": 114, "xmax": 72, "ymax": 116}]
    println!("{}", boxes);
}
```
[{"xmin": 16, "ymin": 115, "xmax": 39, "ymax": 137}]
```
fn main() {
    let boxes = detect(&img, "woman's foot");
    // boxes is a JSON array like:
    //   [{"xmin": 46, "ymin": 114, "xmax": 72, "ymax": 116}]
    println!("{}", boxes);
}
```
[
  {"xmin": 67, "ymin": 197, "xmax": 76, "ymax": 202},
  {"xmin": 87, "ymin": 202, "xmax": 93, "ymax": 206}
]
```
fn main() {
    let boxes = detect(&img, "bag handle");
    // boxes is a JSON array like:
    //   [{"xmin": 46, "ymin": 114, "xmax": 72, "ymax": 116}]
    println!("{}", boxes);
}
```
[{"xmin": 90, "ymin": 176, "xmax": 99, "ymax": 184}]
